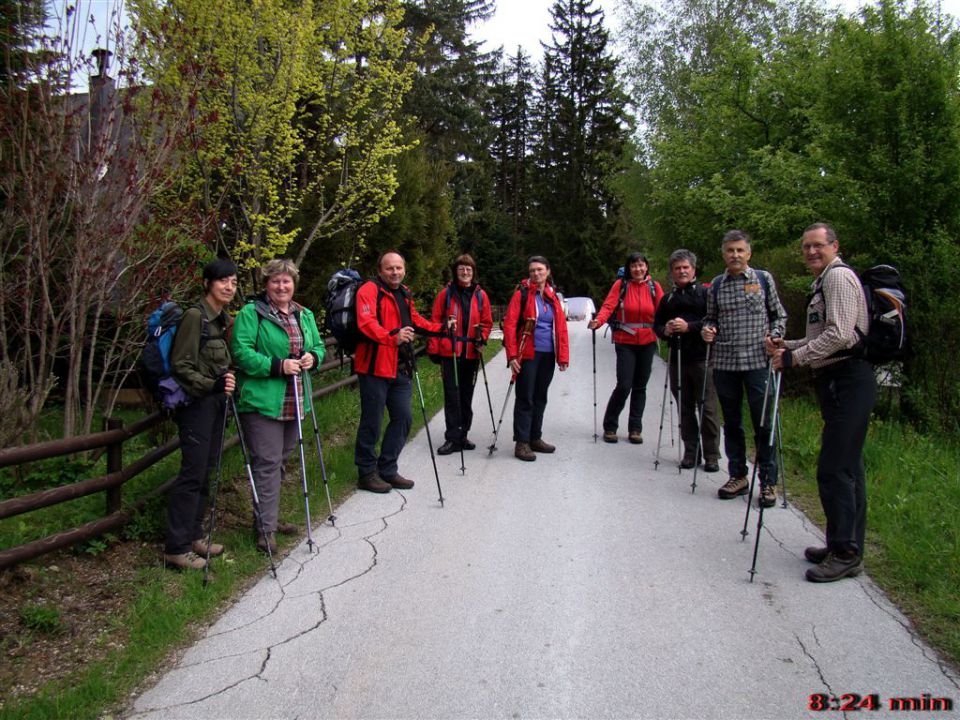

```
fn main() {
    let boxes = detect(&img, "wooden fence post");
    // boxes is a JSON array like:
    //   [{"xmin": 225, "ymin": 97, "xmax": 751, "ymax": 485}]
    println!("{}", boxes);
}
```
[{"xmin": 105, "ymin": 417, "xmax": 123, "ymax": 514}]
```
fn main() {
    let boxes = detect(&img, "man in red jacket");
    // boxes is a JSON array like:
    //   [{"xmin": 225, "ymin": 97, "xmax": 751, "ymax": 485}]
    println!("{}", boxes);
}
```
[{"xmin": 353, "ymin": 251, "xmax": 445, "ymax": 493}]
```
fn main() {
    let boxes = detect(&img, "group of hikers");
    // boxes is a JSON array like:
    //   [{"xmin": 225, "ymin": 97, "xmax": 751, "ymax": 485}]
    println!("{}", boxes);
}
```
[{"xmin": 164, "ymin": 222, "xmax": 874, "ymax": 585}]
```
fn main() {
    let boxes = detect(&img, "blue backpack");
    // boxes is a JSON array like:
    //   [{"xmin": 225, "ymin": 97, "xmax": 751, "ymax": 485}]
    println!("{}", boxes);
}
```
[{"xmin": 141, "ymin": 302, "xmax": 207, "ymax": 410}]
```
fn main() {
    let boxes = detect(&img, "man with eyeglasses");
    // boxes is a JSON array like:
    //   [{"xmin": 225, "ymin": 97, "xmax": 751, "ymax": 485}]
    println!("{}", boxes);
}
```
[{"xmin": 766, "ymin": 222, "xmax": 875, "ymax": 583}]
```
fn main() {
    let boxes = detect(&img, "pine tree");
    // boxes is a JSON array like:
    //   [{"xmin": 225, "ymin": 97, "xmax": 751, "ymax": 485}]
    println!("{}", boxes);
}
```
[{"xmin": 528, "ymin": 0, "xmax": 632, "ymax": 297}]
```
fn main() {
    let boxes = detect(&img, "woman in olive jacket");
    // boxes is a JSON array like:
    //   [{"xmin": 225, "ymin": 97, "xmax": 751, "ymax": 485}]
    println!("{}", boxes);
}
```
[
  {"xmin": 231, "ymin": 259, "xmax": 325, "ymax": 553},
  {"xmin": 165, "ymin": 258, "xmax": 237, "ymax": 572}
]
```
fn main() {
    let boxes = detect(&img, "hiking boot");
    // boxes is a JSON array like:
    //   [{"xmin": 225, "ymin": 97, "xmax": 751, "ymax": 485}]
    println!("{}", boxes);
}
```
[
  {"xmin": 256, "ymin": 532, "xmax": 277, "ymax": 554},
  {"xmin": 437, "ymin": 440, "xmax": 459, "ymax": 456},
  {"xmin": 461, "ymin": 439, "xmax": 476, "ymax": 450},
  {"xmin": 680, "ymin": 456, "xmax": 697, "ymax": 469},
  {"xmin": 515, "ymin": 442, "xmax": 536, "ymax": 461},
  {"xmin": 805, "ymin": 551, "xmax": 863, "ymax": 583},
  {"xmin": 191, "ymin": 539, "xmax": 224, "ymax": 557},
  {"xmin": 276, "ymin": 521, "xmax": 298, "ymax": 536},
  {"xmin": 628, "ymin": 431, "xmax": 643, "ymax": 444},
  {"xmin": 717, "ymin": 476, "xmax": 748, "ymax": 499},
  {"xmin": 164, "ymin": 551, "xmax": 207, "ymax": 571},
  {"xmin": 382, "ymin": 473, "xmax": 414, "ymax": 489},
  {"xmin": 358, "ymin": 471, "xmax": 391, "ymax": 493},
  {"xmin": 603, "ymin": 431, "xmax": 618, "ymax": 443},
  {"xmin": 703, "ymin": 460, "xmax": 720, "ymax": 473},
  {"xmin": 759, "ymin": 484, "xmax": 777, "ymax": 508},
  {"xmin": 529, "ymin": 438, "xmax": 555, "ymax": 453},
  {"xmin": 804, "ymin": 546, "xmax": 830, "ymax": 564}
]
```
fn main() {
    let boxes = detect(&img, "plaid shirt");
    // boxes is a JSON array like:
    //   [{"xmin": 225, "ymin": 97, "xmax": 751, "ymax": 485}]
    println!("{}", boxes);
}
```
[
  {"xmin": 785, "ymin": 257, "xmax": 868, "ymax": 370},
  {"xmin": 704, "ymin": 267, "xmax": 787, "ymax": 371},
  {"xmin": 270, "ymin": 301, "xmax": 305, "ymax": 421}
]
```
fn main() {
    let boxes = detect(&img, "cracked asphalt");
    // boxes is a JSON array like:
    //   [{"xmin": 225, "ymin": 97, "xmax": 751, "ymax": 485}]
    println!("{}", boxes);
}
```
[{"xmin": 129, "ymin": 321, "xmax": 959, "ymax": 720}]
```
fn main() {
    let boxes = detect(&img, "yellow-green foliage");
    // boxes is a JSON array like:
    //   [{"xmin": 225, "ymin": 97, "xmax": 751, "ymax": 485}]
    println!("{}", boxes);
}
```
[{"xmin": 130, "ymin": 0, "xmax": 416, "ymax": 271}]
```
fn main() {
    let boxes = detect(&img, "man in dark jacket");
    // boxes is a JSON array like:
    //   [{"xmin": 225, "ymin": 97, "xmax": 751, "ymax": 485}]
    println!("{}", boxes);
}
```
[
  {"xmin": 353, "ymin": 251, "xmax": 444, "ymax": 493},
  {"xmin": 653, "ymin": 249, "xmax": 721, "ymax": 472}
]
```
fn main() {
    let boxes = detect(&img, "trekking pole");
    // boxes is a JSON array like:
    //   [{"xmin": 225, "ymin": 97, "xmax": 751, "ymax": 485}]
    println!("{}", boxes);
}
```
[
  {"xmin": 449, "ymin": 324, "xmax": 466, "ymax": 475},
  {"xmin": 591, "ymin": 312, "xmax": 598, "ymax": 443},
  {"xmin": 407, "ymin": 343, "xmax": 445, "ymax": 506},
  {"xmin": 229, "ymin": 395, "xmax": 277, "ymax": 578},
  {"xmin": 749, "ymin": 370, "xmax": 782, "ymax": 582},
  {"xmin": 475, "ymin": 326, "xmax": 496, "ymax": 434},
  {"xmin": 302, "ymin": 370, "xmax": 336, "ymax": 526},
  {"xmin": 741, "ymin": 360, "xmax": 775, "ymax": 541},
  {"xmin": 653, "ymin": 342, "xmax": 672, "ymax": 470},
  {"xmin": 291, "ymin": 367, "xmax": 316, "ymax": 552},
  {"xmin": 690, "ymin": 343, "xmax": 711, "ymax": 494},
  {"xmin": 777, "ymin": 406, "xmax": 787, "ymax": 507},
  {"xmin": 676, "ymin": 339, "xmax": 683, "ymax": 474},
  {"xmin": 202, "ymin": 394, "xmax": 230, "ymax": 587},
  {"xmin": 489, "ymin": 318, "xmax": 534, "ymax": 454}
]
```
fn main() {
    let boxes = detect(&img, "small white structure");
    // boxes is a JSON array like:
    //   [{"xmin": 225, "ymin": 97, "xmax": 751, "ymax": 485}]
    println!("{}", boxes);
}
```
[{"xmin": 564, "ymin": 296, "xmax": 596, "ymax": 321}]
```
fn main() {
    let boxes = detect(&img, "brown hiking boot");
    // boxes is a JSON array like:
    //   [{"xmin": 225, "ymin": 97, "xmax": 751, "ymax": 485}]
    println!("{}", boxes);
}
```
[
  {"xmin": 515, "ymin": 442, "xmax": 536, "ymax": 461},
  {"xmin": 529, "ymin": 438, "xmax": 555, "ymax": 453},
  {"xmin": 383, "ymin": 473, "xmax": 415, "ymax": 489},
  {"xmin": 358, "ymin": 471, "xmax": 392, "ymax": 493},
  {"xmin": 804, "ymin": 546, "xmax": 830, "ymax": 564},
  {"xmin": 717, "ymin": 476, "xmax": 748, "ymax": 499},
  {"xmin": 276, "ymin": 521, "xmax": 298, "ymax": 535},
  {"xmin": 759, "ymin": 484, "xmax": 777, "ymax": 508},
  {"xmin": 603, "ymin": 431, "xmax": 618, "ymax": 443},
  {"xmin": 163, "ymin": 551, "xmax": 207, "ymax": 571},
  {"xmin": 628, "ymin": 431, "xmax": 643, "ymax": 444},
  {"xmin": 256, "ymin": 531, "xmax": 277, "ymax": 554},
  {"xmin": 191, "ymin": 539, "xmax": 224, "ymax": 557},
  {"xmin": 805, "ymin": 551, "xmax": 863, "ymax": 583}
]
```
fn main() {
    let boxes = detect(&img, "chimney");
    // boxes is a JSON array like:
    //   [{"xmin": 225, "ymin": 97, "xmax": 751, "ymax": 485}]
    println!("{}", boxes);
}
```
[{"xmin": 88, "ymin": 48, "xmax": 116, "ymax": 144}]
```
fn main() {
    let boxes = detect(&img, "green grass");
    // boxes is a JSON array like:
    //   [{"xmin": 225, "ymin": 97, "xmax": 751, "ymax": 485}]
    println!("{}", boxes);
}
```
[
  {"xmin": 0, "ymin": 342, "xmax": 500, "ymax": 720},
  {"xmin": 777, "ymin": 394, "xmax": 960, "ymax": 668}
]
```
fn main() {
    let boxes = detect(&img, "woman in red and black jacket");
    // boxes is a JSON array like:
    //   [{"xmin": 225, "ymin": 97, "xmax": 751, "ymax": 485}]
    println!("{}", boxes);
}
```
[
  {"xmin": 588, "ymin": 252, "xmax": 664, "ymax": 445},
  {"xmin": 504, "ymin": 255, "xmax": 570, "ymax": 462},
  {"xmin": 427, "ymin": 254, "xmax": 494, "ymax": 455},
  {"xmin": 353, "ymin": 251, "xmax": 445, "ymax": 494}
]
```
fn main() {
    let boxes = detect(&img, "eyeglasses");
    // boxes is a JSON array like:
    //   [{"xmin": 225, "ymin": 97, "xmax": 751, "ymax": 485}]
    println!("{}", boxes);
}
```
[{"xmin": 801, "ymin": 242, "xmax": 835, "ymax": 252}]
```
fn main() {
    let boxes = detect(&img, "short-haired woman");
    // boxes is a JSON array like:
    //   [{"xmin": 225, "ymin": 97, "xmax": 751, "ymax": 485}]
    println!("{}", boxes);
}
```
[
  {"xmin": 164, "ymin": 258, "xmax": 237, "ymax": 571},
  {"xmin": 231, "ymin": 258, "xmax": 325, "ymax": 554},
  {"xmin": 428, "ymin": 254, "xmax": 494, "ymax": 455}
]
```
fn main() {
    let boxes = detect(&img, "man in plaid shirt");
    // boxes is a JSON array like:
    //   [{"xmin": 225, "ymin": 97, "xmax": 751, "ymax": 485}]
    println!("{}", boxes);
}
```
[
  {"xmin": 702, "ymin": 229, "xmax": 787, "ymax": 507},
  {"xmin": 767, "ymin": 223, "xmax": 874, "ymax": 582}
]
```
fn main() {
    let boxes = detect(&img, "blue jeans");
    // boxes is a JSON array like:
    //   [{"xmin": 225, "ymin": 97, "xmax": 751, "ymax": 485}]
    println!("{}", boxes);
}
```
[
  {"xmin": 355, "ymin": 373, "xmax": 413, "ymax": 479},
  {"xmin": 713, "ymin": 367, "xmax": 777, "ymax": 485}
]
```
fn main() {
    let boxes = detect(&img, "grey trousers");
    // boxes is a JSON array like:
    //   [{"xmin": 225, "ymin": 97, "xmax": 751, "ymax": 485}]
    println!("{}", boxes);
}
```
[{"xmin": 239, "ymin": 412, "xmax": 299, "ymax": 533}]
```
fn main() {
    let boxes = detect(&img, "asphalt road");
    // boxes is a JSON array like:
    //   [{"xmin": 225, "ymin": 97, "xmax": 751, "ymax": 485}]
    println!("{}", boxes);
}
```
[{"xmin": 129, "ymin": 320, "xmax": 959, "ymax": 720}]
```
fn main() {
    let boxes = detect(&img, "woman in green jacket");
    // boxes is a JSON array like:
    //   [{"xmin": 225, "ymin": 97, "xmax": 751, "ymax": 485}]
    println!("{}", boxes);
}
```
[{"xmin": 232, "ymin": 258, "xmax": 325, "ymax": 553}]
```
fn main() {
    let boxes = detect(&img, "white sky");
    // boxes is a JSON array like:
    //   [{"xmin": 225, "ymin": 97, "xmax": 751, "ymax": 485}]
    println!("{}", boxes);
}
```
[
  {"xmin": 70, "ymin": 0, "xmax": 960, "ymax": 67},
  {"xmin": 474, "ymin": 0, "xmax": 960, "ymax": 60}
]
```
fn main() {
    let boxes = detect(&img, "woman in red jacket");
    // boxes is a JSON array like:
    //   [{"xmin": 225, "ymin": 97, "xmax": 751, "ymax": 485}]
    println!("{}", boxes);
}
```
[
  {"xmin": 504, "ymin": 255, "xmax": 570, "ymax": 462},
  {"xmin": 428, "ymin": 254, "xmax": 494, "ymax": 455},
  {"xmin": 588, "ymin": 252, "xmax": 664, "ymax": 444}
]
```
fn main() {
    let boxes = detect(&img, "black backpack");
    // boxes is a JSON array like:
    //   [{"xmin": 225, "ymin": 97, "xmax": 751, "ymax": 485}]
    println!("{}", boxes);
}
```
[
  {"xmin": 823, "ymin": 263, "xmax": 908, "ymax": 364},
  {"xmin": 324, "ymin": 269, "xmax": 364, "ymax": 354}
]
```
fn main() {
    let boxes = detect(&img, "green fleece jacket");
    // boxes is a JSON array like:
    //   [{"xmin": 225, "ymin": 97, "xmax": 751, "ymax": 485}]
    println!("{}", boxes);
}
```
[
  {"xmin": 231, "ymin": 297, "xmax": 325, "ymax": 418},
  {"xmin": 170, "ymin": 298, "xmax": 232, "ymax": 398}
]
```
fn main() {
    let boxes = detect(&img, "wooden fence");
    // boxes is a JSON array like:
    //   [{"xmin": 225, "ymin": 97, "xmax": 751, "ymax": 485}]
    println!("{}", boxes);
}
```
[{"xmin": 0, "ymin": 352, "xmax": 359, "ymax": 570}]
